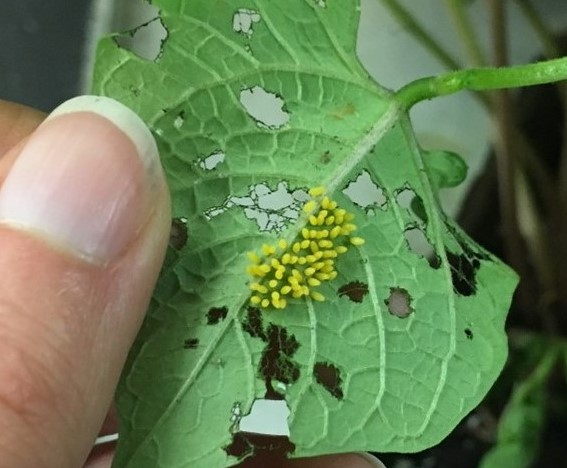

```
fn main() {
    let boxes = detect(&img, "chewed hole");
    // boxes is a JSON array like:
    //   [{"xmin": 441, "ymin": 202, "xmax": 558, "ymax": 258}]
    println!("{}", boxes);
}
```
[
  {"xmin": 238, "ymin": 399, "xmax": 290, "ymax": 436},
  {"xmin": 233, "ymin": 9, "xmax": 261, "ymax": 38},
  {"xmin": 240, "ymin": 86, "xmax": 290, "ymax": 129},
  {"xmin": 183, "ymin": 338, "xmax": 199, "ymax": 349},
  {"xmin": 169, "ymin": 217, "xmax": 188, "ymax": 250},
  {"xmin": 198, "ymin": 151, "xmax": 226, "ymax": 170},
  {"xmin": 207, "ymin": 306, "xmax": 229, "ymax": 325},
  {"xmin": 342, "ymin": 170, "xmax": 387, "ymax": 210},
  {"xmin": 115, "ymin": 14, "xmax": 168, "ymax": 62},
  {"xmin": 385, "ymin": 287, "xmax": 413, "ymax": 318},
  {"xmin": 404, "ymin": 227, "xmax": 439, "ymax": 268},
  {"xmin": 204, "ymin": 181, "xmax": 308, "ymax": 232},
  {"xmin": 338, "ymin": 281, "xmax": 369, "ymax": 303},
  {"xmin": 314, "ymin": 362, "xmax": 344, "ymax": 399}
]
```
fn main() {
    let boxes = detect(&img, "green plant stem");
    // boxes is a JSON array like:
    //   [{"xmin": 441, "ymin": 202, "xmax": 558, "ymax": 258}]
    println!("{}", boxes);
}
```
[
  {"xmin": 395, "ymin": 56, "xmax": 567, "ymax": 109},
  {"xmin": 444, "ymin": 0, "xmax": 487, "ymax": 66},
  {"xmin": 378, "ymin": 0, "xmax": 462, "ymax": 70}
]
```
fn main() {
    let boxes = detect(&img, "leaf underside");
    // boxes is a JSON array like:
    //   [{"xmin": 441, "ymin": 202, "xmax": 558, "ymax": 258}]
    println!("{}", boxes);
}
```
[{"xmin": 92, "ymin": 1, "xmax": 517, "ymax": 467}]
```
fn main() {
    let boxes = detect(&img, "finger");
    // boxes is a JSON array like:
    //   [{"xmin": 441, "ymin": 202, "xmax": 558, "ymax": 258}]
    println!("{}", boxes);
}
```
[
  {"xmin": 0, "ymin": 99, "xmax": 45, "ymax": 157},
  {"xmin": 0, "ymin": 96, "xmax": 170, "ymax": 467}
]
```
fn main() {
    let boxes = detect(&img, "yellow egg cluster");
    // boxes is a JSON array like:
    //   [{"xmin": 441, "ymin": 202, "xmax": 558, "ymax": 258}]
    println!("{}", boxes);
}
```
[{"xmin": 247, "ymin": 186, "xmax": 366, "ymax": 309}]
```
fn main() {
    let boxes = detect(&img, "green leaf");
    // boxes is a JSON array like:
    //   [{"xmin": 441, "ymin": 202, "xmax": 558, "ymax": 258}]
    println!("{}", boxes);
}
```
[
  {"xmin": 480, "ymin": 349, "xmax": 557, "ymax": 468},
  {"xmin": 92, "ymin": 1, "xmax": 517, "ymax": 466},
  {"xmin": 423, "ymin": 149, "xmax": 468, "ymax": 189}
]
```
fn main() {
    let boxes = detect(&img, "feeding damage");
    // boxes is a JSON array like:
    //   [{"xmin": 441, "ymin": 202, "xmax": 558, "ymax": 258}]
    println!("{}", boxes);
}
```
[
  {"xmin": 246, "ymin": 187, "xmax": 366, "ymax": 309},
  {"xmin": 233, "ymin": 9, "xmax": 261, "ymax": 38},
  {"xmin": 240, "ymin": 86, "xmax": 290, "ymax": 129},
  {"xmin": 385, "ymin": 287, "xmax": 413, "ymax": 318}
]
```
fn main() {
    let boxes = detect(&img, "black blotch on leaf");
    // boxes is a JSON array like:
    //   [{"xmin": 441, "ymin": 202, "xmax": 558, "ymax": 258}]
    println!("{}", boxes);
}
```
[
  {"xmin": 183, "ymin": 338, "xmax": 199, "ymax": 349},
  {"xmin": 338, "ymin": 281, "xmax": 369, "ymax": 303},
  {"xmin": 446, "ymin": 225, "xmax": 489, "ymax": 296},
  {"xmin": 385, "ymin": 288, "xmax": 413, "ymax": 318},
  {"xmin": 169, "ymin": 217, "xmax": 188, "ymax": 250},
  {"xmin": 207, "ymin": 306, "xmax": 228, "ymax": 325},
  {"xmin": 447, "ymin": 252, "xmax": 481, "ymax": 296},
  {"xmin": 320, "ymin": 150, "xmax": 332, "ymax": 164},
  {"xmin": 242, "ymin": 307, "xmax": 300, "ymax": 400},
  {"xmin": 314, "ymin": 362, "xmax": 344, "ymax": 400},
  {"xmin": 242, "ymin": 307, "xmax": 266, "ymax": 340},
  {"xmin": 224, "ymin": 433, "xmax": 295, "ymax": 464},
  {"xmin": 465, "ymin": 328, "xmax": 474, "ymax": 340}
]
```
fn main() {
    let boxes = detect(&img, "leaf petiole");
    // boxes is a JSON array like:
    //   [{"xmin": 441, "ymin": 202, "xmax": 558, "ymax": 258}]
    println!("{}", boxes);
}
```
[{"xmin": 395, "ymin": 56, "xmax": 567, "ymax": 109}]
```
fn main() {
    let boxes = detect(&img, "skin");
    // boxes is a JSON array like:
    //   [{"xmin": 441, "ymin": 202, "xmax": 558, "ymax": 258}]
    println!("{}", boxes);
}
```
[{"xmin": 0, "ymin": 99, "xmax": 384, "ymax": 468}]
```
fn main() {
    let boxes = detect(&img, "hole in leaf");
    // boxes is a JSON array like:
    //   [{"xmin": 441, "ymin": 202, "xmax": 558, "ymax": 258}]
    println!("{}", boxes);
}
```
[
  {"xmin": 447, "ymin": 251, "xmax": 481, "ymax": 296},
  {"xmin": 233, "ymin": 9, "xmax": 261, "ymax": 38},
  {"xmin": 183, "ymin": 338, "xmax": 199, "ymax": 349},
  {"xmin": 314, "ymin": 362, "xmax": 344, "ymax": 400},
  {"xmin": 338, "ymin": 281, "xmax": 369, "ymax": 303},
  {"xmin": 238, "ymin": 399, "xmax": 290, "ymax": 436},
  {"xmin": 173, "ymin": 111, "xmax": 185, "ymax": 130},
  {"xmin": 242, "ymin": 307, "xmax": 266, "ymax": 340},
  {"xmin": 169, "ymin": 217, "xmax": 188, "ymax": 250},
  {"xmin": 115, "ymin": 16, "xmax": 168, "ymax": 62},
  {"xmin": 207, "ymin": 306, "xmax": 228, "ymax": 325},
  {"xmin": 320, "ymin": 150, "xmax": 332, "ymax": 164},
  {"xmin": 242, "ymin": 308, "xmax": 300, "ymax": 400},
  {"xmin": 240, "ymin": 86, "xmax": 290, "ymax": 129},
  {"xmin": 385, "ymin": 288, "xmax": 413, "ymax": 318},
  {"xmin": 205, "ymin": 182, "xmax": 308, "ymax": 232},
  {"xmin": 198, "ymin": 151, "xmax": 225, "ymax": 171},
  {"xmin": 224, "ymin": 433, "xmax": 295, "ymax": 463},
  {"xmin": 465, "ymin": 328, "xmax": 474, "ymax": 340},
  {"xmin": 404, "ymin": 227, "xmax": 440, "ymax": 269},
  {"xmin": 342, "ymin": 170, "xmax": 387, "ymax": 210},
  {"xmin": 396, "ymin": 186, "xmax": 428, "ymax": 224}
]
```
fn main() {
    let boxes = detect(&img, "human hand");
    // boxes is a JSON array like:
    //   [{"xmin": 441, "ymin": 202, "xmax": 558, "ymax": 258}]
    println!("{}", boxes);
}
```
[{"xmin": 0, "ymin": 96, "xmax": 385, "ymax": 468}]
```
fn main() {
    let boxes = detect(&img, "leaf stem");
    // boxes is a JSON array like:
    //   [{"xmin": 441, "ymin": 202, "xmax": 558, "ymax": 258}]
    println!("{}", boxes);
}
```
[
  {"xmin": 377, "ymin": 0, "xmax": 461, "ymax": 70},
  {"xmin": 395, "ymin": 56, "xmax": 567, "ymax": 110},
  {"xmin": 444, "ymin": 0, "xmax": 487, "ymax": 66}
]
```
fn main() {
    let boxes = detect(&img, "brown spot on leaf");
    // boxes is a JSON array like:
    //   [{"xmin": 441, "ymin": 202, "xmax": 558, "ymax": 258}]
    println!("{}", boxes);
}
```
[
  {"xmin": 465, "ymin": 328, "xmax": 474, "ymax": 340},
  {"xmin": 183, "ymin": 338, "xmax": 199, "ymax": 349},
  {"xmin": 169, "ymin": 217, "xmax": 188, "ymax": 250},
  {"xmin": 242, "ymin": 307, "xmax": 300, "ymax": 400},
  {"xmin": 385, "ymin": 288, "xmax": 413, "ymax": 318},
  {"xmin": 314, "ymin": 362, "xmax": 344, "ymax": 399},
  {"xmin": 225, "ymin": 433, "xmax": 295, "ymax": 464},
  {"xmin": 330, "ymin": 102, "xmax": 356, "ymax": 120},
  {"xmin": 207, "ymin": 306, "xmax": 228, "ymax": 325},
  {"xmin": 320, "ymin": 150, "xmax": 332, "ymax": 164},
  {"xmin": 338, "ymin": 281, "xmax": 369, "ymax": 303}
]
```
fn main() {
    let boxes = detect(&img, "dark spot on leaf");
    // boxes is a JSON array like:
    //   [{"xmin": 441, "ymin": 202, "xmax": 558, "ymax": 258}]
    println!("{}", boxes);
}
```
[
  {"xmin": 242, "ymin": 307, "xmax": 266, "ymax": 340},
  {"xmin": 385, "ymin": 288, "xmax": 413, "ymax": 318},
  {"xmin": 446, "ymin": 225, "xmax": 489, "ymax": 296},
  {"xmin": 224, "ymin": 433, "xmax": 295, "ymax": 464},
  {"xmin": 320, "ymin": 150, "xmax": 332, "ymax": 164},
  {"xmin": 465, "ymin": 328, "xmax": 474, "ymax": 340},
  {"xmin": 207, "ymin": 306, "xmax": 228, "ymax": 325},
  {"xmin": 447, "ymin": 252, "xmax": 481, "ymax": 296},
  {"xmin": 314, "ymin": 362, "xmax": 344, "ymax": 399},
  {"xmin": 261, "ymin": 325, "xmax": 300, "ymax": 399},
  {"xmin": 183, "ymin": 338, "xmax": 199, "ymax": 349},
  {"xmin": 338, "ymin": 281, "xmax": 369, "ymax": 303},
  {"xmin": 242, "ymin": 307, "xmax": 300, "ymax": 400},
  {"xmin": 169, "ymin": 217, "xmax": 188, "ymax": 250}
]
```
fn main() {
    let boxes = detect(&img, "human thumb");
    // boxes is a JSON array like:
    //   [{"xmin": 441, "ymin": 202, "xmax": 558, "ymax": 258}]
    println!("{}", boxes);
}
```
[{"xmin": 0, "ymin": 96, "xmax": 170, "ymax": 467}]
